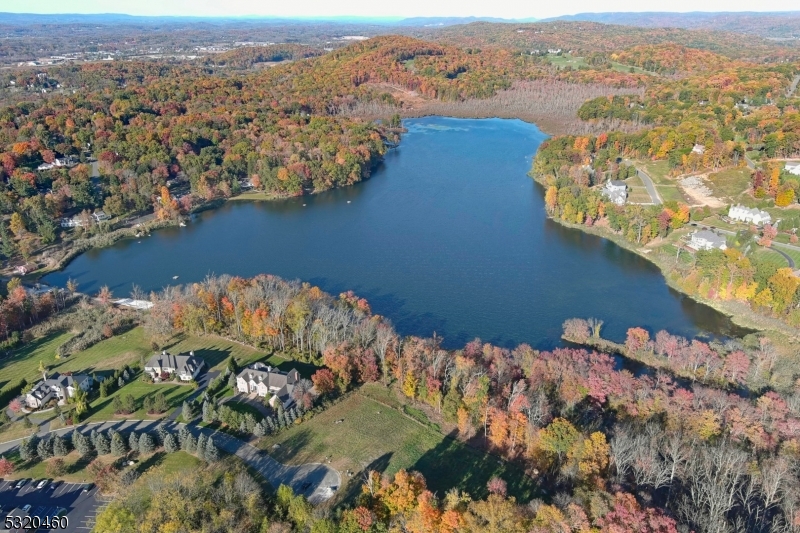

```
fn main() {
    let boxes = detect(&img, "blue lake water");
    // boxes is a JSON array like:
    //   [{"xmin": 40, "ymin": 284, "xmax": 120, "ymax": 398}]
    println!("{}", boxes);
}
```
[{"xmin": 45, "ymin": 117, "xmax": 746, "ymax": 348}]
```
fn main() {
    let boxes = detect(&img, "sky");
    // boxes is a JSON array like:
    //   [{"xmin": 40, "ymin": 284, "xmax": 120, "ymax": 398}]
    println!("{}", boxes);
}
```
[{"xmin": 3, "ymin": 0, "xmax": 800, "ymax": 20}]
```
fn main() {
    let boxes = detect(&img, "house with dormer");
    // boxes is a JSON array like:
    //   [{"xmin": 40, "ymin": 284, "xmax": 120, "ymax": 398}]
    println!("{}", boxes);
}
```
[
  {"xmin": 236, "ymin": 363, "xmax": 299, "ymax": 408},
  {"xmin": 144, "ymin": 350, "xmax": 205, "ymax": 381},
  {"xmin": 25, "ymin": 371, "xmax": 93, "ymax": 409}
]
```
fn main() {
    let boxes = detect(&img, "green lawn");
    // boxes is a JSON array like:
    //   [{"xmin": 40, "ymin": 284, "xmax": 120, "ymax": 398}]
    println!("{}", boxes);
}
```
[
  {"xmin": 752, "ymin": 248, "xmax": 790, "ymax": 268},
  {"xmin": 0, "ymin": 331, "xmax": 73, "ymax": 395},
  {"xmin": 546, "ymin": 53, "xmax": 587, "ymax": 69},
  {"xmin": 259, "ymin": 385, "xmax": 537, "ymax": 502},
  {"xmin": 4, "ymin": 450, "xmax": 96, "ymax": 483},
  {"xmin": 628, "ymin": 189, "xmax": 654, "ymax": 204},
  {"xmin": 226, "ymin": 400, "xmax": 265, "ymax": 420},
  {"xmin": 707, "ymin": 168, "xmax": 751, "ymax": 199},
  {"xmin": 639, "ymin": 160, "xmax": 672, "ymax": 185},
  {"xmin": 656, "ymin": 185, "xmax": 689, "ymax": 203},
  {"xmin": 86, "ymin": 379, "xmax": 195, "ymax": 421},
  {"xmin": 774, "ymin": 244, "xmax": 800, "ymax": 267}
]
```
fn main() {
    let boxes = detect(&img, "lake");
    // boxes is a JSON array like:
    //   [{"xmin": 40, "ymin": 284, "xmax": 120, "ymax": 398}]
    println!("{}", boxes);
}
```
[{"xmin": 45, "ymin": 117, "xmax": 747, "ymax": 349}]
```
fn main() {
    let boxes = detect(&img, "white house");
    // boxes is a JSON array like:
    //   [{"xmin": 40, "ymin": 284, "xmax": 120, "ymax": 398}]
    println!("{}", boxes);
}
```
[
  {"xmin": 144, "ymin": 351, "xmax": 205, "ymax": 381},
  {"xmin": 786, "ymin": 163, "xmax": 800, "ymax": 176},
  {"xmin": 728, "ymin": 204, "xmax": 772, "ymax": 226},
  {"xmin": 602, "ymin": 180, "xmax": 627, "ymax": 205},
  {"xmin": 36, "ymin": 156, "xmax": 77, "ymax": 171},
  {"xmin": 236, "ymin": 363, "xmax": 300, "ymax": 408},
  {"xmin": 692, "ymin": 144, "xmax": 706, "ymax": 155},
  {"xmin": 25, "ymin": 372, "xmax": 93, "ymax": 409},
  {"xmin": 689, "ymin": 230, "xmax": 728, "ymax": 251}
]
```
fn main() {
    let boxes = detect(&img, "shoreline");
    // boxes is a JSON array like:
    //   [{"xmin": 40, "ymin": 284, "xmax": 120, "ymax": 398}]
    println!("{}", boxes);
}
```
[{"xmin": 529, "ymin": 175, "xmax": 798, "ymax": 341}]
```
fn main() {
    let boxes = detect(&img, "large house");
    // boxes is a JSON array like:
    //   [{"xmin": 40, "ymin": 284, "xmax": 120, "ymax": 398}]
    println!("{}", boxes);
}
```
[
  {"xmin": 60, "ymin": 210, "xmax": 110, "ymax": 228},
  {"xmin": 37, "ymin": 156, "xmax": 77, "ymax": 171},
  {"xmin": 602, "ymin": 180, "xmax": 627, "ymax": 205},
  {"xmin": 689, "ymin": 230, "xmax": 728, "ymax": 251},
  {"xmin": 786, "ymin": 163, "xmax": 800, "ymax": 176},
  {"xmin": 728, "ymin": 204, "xmax": 772, "ymax": 226},
  {"xmin": 144, "ymin": 351, "xmax": 205, "ymax": 381},
  {"xmin": 236, "ymin": 363, "xmax": 300, "ymax": 408},
  {"xmin": 25, "ymin": 372, "xmax": 93, "ymax": 409}
]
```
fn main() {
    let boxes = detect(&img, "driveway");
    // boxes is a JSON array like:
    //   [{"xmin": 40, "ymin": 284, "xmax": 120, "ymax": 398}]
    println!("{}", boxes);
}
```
[
  {"xmin": 636, "ymin": 168, "xmax": 663, "ymax": 205},
  {"xmin": 0, "ymin": 418, "xmax": 340, "ymax": 504}
]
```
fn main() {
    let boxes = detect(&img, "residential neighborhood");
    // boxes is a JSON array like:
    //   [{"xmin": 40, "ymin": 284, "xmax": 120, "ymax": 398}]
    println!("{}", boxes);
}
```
[{"xmin": 727, "ymin": 204, "xmax": 772, "ymax": 226}]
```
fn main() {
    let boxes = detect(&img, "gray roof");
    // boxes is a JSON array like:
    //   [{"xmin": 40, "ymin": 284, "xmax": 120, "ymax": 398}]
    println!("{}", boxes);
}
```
[
  {"xmin": 608, "ymin": 180, "xmax": 627, "ymax": 188},
  {"xmin": 145, "ymin": 352, "xmax": 204, "ymax": 375},
  {"xmin": 237, "ymin": 365, "xmax": 300, "ymax": 403},
  {"xmin": 692, "ymin": 230, "xmax": 727, "ymax": 247},
  {"xmin": 28, "ymin": 372, "xmax": 91, "ymax": 401}
]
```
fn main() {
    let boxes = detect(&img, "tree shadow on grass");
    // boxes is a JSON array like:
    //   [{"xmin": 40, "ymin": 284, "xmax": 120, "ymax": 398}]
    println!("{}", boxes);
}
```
[
  {"xmin": 410, "ymin": 435, "xmax": 539, "ymax": 502},
  {"xmin": 338, "ymin": 452, "xmax": 394, "ymax": 506},
  {"xmin": 67, "ymin": 453, "xmax": 94, "ymax": 475},
  {"xmin": 135, "ymin": 451, "xmax": 166, "ymax": 474}
]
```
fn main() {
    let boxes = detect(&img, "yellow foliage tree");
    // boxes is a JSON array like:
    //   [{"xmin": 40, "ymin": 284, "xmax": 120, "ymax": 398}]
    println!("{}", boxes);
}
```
[{"xmin": 402, "ymin": 370, "xmax": 418, "ymax": 399}]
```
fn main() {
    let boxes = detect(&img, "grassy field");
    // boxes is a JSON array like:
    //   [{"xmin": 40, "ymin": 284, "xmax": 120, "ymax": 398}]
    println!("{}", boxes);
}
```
[
  {"xmin": 5, "ymin": 450, "xmax": 96, "ymax": 483},
  {"xmin": 259, "ymin": 384, "xmax": 537, "ymax": 501},
  {"xmin": 0, "ymin": 331, "xmax": 73, "ymax": 395},
  {"xmin": 639, "ymin": 160, "xmax": 672, "ymax": 185},
  {"xmin": 546, "ymin": 53, "xmax": 588, "ymax": 69},
  {"xmin": 86, "ymin": 379, "xmax": 195, "ymax": 421},
  {"xmin": 707, "ymin": 168, "xmax": 751, "ymax": 200},
  {"xmin": 656, "ymin": 185, "xmax": 688, "ymax": 203}
]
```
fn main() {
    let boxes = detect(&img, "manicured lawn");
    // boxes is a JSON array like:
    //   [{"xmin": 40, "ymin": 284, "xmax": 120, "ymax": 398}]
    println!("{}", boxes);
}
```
[
  {"xmin": 774, "ymin": 245, "xmax": 800, "ymax": 266},
  {"xmin": 258, "ymin": 385, "xmax": 537, "ymax": 501},
  {"xmin": 161, "ymin": 331, "xmax": 264, "ymax": 370},
  {"xmin": 627, "ymin": 189, "xmax": 653, "ymax": 204},
  {"xmin": 547, "ymin": 53, "xmax": 587, "ymax": 69},
  {"xmin": 0, "ymin": 419, "xmax": 37, "ymax": 443},
  {"xmin": 226, "ymin": 400, "xmax": 266, "ymax": 419},
  {"xmin": 752, "ymin": 248, "xmax": 790, "ymax": 268},
  {"xmin": 0, "ymin": 331, "xmax": 73, "ymax": 395},
  {"xmin": 4, "ymin": 450, "xmax": 96, "ymax": 483},
  {"xmin": 86, "ymin": 379, "xmax": 195, "ymax": 421},
  {"xmin": 707, "ymin": 168, "xmax": 751, "ymax": 199}
]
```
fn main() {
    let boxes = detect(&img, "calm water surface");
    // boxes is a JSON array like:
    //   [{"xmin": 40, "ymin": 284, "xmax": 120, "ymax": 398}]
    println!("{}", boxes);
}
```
[{"xmin": 45, "ymin": 117, "xmax": 746, "ymax": 348}]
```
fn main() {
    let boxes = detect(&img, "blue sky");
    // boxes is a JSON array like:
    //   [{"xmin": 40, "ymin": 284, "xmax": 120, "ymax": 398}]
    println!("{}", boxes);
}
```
[{"xmin": 3, "ymin": 0, "xmax": 799, "ymax": 20}]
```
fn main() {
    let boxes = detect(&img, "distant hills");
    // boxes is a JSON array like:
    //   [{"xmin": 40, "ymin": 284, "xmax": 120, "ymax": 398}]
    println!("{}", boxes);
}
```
[
  {"xmin": 0, "ymin": 13, "xmax": 537, "ymax": 27},
  {"xmin": 544, "ymin": 11, "xmax": 800, "ymax": 37}
]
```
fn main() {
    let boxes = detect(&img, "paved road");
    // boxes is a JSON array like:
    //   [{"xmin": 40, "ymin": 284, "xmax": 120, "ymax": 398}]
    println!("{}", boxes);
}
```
[
  {"xmin": 0, "ymin": 479, "xmax": 101, "ymax": 533},
  {"xmin": 772, "ymin": 247, "xmax": 796, "ymax": 268},
  {"xmin": 0, "ymin": 419, "xmax": 340, "ymax": 504},
  {"xmin": 636, "ymin": 168, "xmax": 663, "ymax": 205}
]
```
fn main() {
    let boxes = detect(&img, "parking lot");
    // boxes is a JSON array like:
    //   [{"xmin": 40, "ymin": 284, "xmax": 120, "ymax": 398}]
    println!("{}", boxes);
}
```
[{"xmin": 0, "ymin": 479, "xmax": 102, "ymax": 531}]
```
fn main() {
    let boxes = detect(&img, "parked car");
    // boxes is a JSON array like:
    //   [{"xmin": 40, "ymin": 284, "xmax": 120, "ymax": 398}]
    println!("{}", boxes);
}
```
[
  {"xmin": 14, "ymin": 479, "xmax": 27, "ymax": 489},
  {"xmin": 21, "ymin": 504, "xmax": 31, "ymax": 512},
  {"xmin": 82, "ymin": 483, "xmax": 93, "ymax": 493},
  {"xmin": 49, "ymin": 481, "xmax": 61, "ymax": 490},
  {"xmin": 36, "ymin": 479, "xmax": 49, "ymax": 489}
]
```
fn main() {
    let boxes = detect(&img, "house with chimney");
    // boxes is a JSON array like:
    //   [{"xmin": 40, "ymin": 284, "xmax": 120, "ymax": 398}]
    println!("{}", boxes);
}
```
[
  {"xmin": 144, "ymin": 350, "xmax": 205, "ymax": 381},
  {"xmin": 236, "ymin": 363, "xmax": 300, "ymax": 409},
  {"xmin": 25, "ymin": 371, "xmax": 93, "ymax": 409}
]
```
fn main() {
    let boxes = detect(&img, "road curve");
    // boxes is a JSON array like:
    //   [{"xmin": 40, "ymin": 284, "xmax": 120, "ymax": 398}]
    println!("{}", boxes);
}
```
[
  {"xmin": 0, "ymin": 419, "xmax": 340, "ymax": 504},
  {"xmin": 636, "ymin": 168, "xmax": 663, "ymax": 205}
]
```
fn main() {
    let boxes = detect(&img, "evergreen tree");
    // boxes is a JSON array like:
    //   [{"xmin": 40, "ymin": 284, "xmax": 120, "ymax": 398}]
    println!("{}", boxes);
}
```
[
  {"xmin": 19, "ymin": 437, "xmax": 38, "ymax": 462},
  {"xmin": 204, "ymin": 438, "xmax": 220, "ymax": 462},
  {"xmin": 73, "ymin": 432, "xmax": 92, "ymax": 456},
  {"xmin": 0, "ymin": 221, "xmax": 16, "ymax": 259},
  {"xmin": 90, "ymin": 429, "xmax": 99, "ymax": 446},
  {"xmin": 202, "ymin": 400, "xmax": 216, "ymax": 423},
  {"xmin": 155, "ymin": 424, "xmax": 168, "ymax": 446},
  {"xmin": 196, "ymin": 433, "xmax": 208, "ymax": 454},
  {"xmin": 111, "ymin": 431, "xmax": 128, "ymax": 456},
  {"xmin": 36, "ymin": 437, "xmax": 53, "ymax": 460},
  {"xmin": 182, "ymin": 433, "xmax": 196, "ymax": 453},
  {"xmin": 182, "ymin": 400, "xmax": 198, "ymax": 421},
  {"xmin": 52, "ymin": 435, "xmax": 69, "ymax": 457},
  {"xmin": 163, "ymin": 433, "xmax": 178, "ymax": 453},
  {"xmin": 138, "ymin": 433, "xmax": 155, "ymax": 454},
  {"xmin": 177, "ymin": 426, "xmax": 190, "ymax": 445},
  {"xmin": 128, "ymin": 431, "xmax": 139, "ymax": 453},
  {"xmin": 227, "ymin": 372, "xmax": 237, "ymax": 388},
  {"xmin": 118, "ymin": 376, "xmax": 125, "ymax": 388},
  {"xmin": 95, "ymin": 433, "xmax": 111, "ymax": 455},
  {"xmin": 153, "ymin": 392, "xmax": 168, "ymax": 413},
  {"xmin": 253, "ymin": 421, "xmax": 266, "ymax": 437}
]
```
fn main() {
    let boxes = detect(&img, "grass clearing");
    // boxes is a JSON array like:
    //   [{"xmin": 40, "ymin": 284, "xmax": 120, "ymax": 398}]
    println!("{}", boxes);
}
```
[
  {"xmin": 707, "ymin": 168, "xmax": 751, "ymax": 199},
  {"xmin": 656, "ymin": 185, "xmax": 688, "ymax": 203},
  {"xmin": 259, "ymin": 385, "xmax": 537, "ymax": 502},
  {"xmin": 774, "ymin": 245, "xmax": 800, "ymax": 266},
  {"xmin": 5, "ymin": 450, "xmax": 96, "ymax": 483},
  {"xmin": 0, "ymin": 331, "xmax": 73, "ymax": 395},
  {"xmin": 639, "ymin": 160, "xmax": 672, "ymax": 185},
  {"xmin": 546, "ymin": 53, "xmax": 588, "ymax": 69}
]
